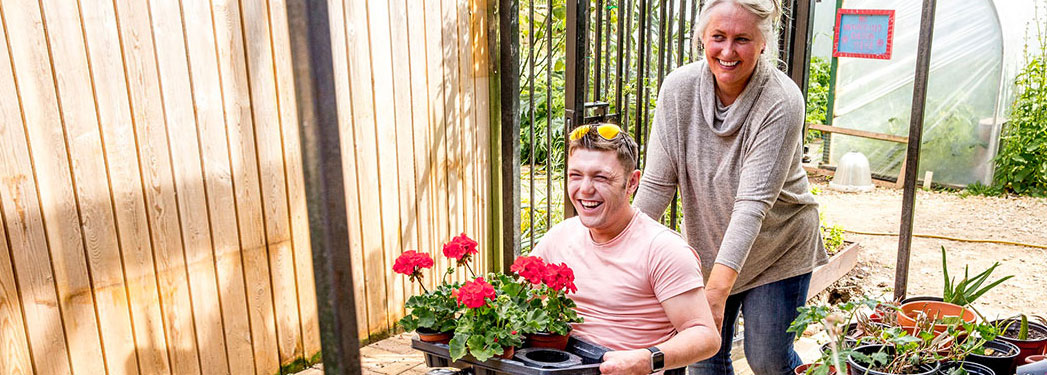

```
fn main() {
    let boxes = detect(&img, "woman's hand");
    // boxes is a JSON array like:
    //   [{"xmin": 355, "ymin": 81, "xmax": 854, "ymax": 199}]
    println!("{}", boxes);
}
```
[
  {"xmin": 600, "ymin": 349, "xmax": 651, "ymax": 375},
  {"xmin": 704, "ymin": 264, "xmax": 740, "ymax": 331}
]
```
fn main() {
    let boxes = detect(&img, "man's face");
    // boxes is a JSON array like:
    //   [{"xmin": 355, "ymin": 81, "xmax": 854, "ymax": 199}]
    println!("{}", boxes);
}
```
[{"xmin": 567, "ymin": 148, "xmax": 640, "ymax": 236}]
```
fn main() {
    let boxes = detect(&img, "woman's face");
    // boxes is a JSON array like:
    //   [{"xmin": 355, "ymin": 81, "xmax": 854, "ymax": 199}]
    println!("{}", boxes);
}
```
[{"xmin": 702, "ymin": 3, "xmax": 766, "ymax": 96}]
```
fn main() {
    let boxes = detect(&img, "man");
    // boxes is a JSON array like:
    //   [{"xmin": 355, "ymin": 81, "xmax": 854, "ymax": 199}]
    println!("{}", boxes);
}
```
[{"xmin": 530, "ymin": 123, "xmax": 721, "ymax": 375}]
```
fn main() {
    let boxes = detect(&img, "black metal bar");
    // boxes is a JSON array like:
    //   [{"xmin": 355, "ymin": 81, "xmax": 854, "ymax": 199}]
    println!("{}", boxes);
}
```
[
  {"xmin": 690, "ymin": 0, "xmax": 700, "ymax": 61},
  {"xmin": 639, "ymin": 0, "xmax": 653, "ymax": 168},
  {"xmin": 656, "ymin": 0, "xmax": 668, "ymax": 87},
  {"xmin": 676, "ymin": 0, "xmax": 686, "ymax": 66},
  {"xmin": 634, "ymin": 0, "xmax": 648, "ymax": 143},
  {"xmin": 528, "ymin": 0, "xmax": 536, "ymax": 245},
  {"xmin": 500, "ymin": 0, "xmax": 522, "ymax": 269},
  {"xmin": 787, "ymin": 0, "xmax": 814, "ymax": 92},
  {"xmin": 604, "ymin": 3, "xmax": 613, "ymax": 103},
  {"xmin": 594, "ymin": 0, "xmax": 605, "ymax": 102},
  {"xmin": 615, "ymin": 0, "xmax": 628, "ymax": 123},
  {"xmin": 895, "ymin": 0, "xmax": 938, "ymax": 301},
  {"xmin": 664, "ymin": 0, "xmax": 675, "ymax": 72},
  {"xmin": 565, "ymin": 0, "xmax": 590, "ymax": 218},
  {"xmin": 285, "ymin": 1, "xmax": 360, "ymax": 373},
  {"xmin": 546, "ymin": 0, "xmax": 553, "ymax": 231},
  {"xmin": 622, "ymin": 0, "xmax": 634, "ymax": 131}
]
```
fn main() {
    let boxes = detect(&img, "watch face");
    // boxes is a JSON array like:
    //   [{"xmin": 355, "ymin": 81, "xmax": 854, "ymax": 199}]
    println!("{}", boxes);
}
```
[{"xmin": 651, "ymin": 350, "xmax": 665, "ymax": 372}]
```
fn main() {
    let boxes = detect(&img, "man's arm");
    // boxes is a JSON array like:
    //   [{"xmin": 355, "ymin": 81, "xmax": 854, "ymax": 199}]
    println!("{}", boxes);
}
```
[{"xmin": 599, "ymin": 288, "xmax": 721, "ymax": 375}]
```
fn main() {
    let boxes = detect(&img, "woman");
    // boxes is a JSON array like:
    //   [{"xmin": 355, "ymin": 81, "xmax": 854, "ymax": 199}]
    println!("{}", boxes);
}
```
[{"xmin": 632, "ymin": 0, "xmax": 826, "ymax": 374}]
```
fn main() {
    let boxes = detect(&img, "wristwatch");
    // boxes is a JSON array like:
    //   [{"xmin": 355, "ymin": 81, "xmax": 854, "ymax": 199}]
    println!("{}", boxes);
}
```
[{"xmin": 646, "ymin": 346, "xmax": 664, "ymax": 373}]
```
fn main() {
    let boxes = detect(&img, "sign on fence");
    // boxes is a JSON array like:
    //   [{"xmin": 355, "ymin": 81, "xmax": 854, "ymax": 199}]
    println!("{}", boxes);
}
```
[{"xmin": 833, "ymin": 9, "xmax": 895, "ymax": 60}]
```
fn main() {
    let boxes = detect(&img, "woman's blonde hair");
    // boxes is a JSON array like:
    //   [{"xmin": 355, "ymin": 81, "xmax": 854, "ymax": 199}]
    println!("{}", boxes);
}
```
[{"xmin": 691, "ymin": 0, "xmax": 783, "ymax": 64}]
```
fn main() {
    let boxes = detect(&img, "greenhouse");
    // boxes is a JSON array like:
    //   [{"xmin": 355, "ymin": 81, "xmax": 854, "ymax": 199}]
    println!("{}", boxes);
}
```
[{"xmin": 818, "ymin": 0, "xmax": 1042, "ymax": 186}]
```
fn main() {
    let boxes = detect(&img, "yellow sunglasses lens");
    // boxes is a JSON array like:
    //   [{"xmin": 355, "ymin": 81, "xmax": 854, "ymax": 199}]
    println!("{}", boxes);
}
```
[
  {"xmin": 597, "ymin": 125, "xmax": 621, "ymax": 139},
  {"xmin": 569, "ymin": 126, "xmax": 590, "ymax": 141}
]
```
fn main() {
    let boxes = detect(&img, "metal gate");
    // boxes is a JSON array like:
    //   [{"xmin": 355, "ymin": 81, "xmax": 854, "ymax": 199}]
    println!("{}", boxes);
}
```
[{"xmin": 517, "ymin": 0, "xmax": 816, "ymax": 252}]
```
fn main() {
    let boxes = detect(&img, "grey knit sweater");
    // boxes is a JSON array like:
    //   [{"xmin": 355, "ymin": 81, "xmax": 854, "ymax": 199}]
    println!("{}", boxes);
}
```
[{"xmin": 633, "ymin": 59, "xmax": 827, "ymax": 294}]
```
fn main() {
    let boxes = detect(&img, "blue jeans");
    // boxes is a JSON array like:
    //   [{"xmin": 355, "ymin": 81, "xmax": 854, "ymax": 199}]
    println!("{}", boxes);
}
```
[{"xmin": 688, "ymin": 272, "xmax": 812, "ymax": 375}]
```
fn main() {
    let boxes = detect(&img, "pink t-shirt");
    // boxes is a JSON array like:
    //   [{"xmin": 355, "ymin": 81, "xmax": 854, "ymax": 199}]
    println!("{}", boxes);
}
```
[{"xmin": 531, "ymin": 211, "xmax": 704, "ymax": 351}]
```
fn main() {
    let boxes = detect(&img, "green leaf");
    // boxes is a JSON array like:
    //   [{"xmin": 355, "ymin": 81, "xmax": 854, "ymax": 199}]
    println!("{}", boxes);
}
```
[{"xmin": 449, "ymin": 336, "xmax": 467, "ymax": 362}]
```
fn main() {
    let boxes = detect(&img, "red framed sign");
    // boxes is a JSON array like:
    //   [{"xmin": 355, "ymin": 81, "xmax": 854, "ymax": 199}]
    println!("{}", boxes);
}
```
[{"xmin": 833, "ymin": 9, "xmax": 895, "ymax": 60}]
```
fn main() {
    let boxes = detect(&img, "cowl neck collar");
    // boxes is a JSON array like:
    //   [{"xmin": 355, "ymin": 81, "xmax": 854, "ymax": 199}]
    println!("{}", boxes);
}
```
[{"xmin": 698, "ymin": 59, "xmax": 772, "ymax": 137}]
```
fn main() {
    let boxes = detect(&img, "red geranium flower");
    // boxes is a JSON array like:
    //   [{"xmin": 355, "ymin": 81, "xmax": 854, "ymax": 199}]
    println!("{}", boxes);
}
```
[
  {"xmin": 444, "ymin": 233, "xmax": 479, "ymax": 267},
  {"xmin": 542, "ymin": 262, "xmax": 578, "ymax": 294},
  {"xmin": 392, "ymin": 250, "xmax": 434, "ymax": 283},
  {"xmin": 456, "ymin": 277, "xmax": 497, "ymax": 308},
  {"xmin": 454, "ymin": 233, "xmax": 478, "ymax": 256},
  {"xmin": 510, "ymin": 256, "xmax": 548, "ymax": 284}
]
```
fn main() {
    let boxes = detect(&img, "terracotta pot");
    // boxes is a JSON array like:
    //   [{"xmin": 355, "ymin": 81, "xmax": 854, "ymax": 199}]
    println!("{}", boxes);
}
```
[
  {"xmin": 993, "ymin": 319, "xmax": 1047, "ymax": 365},
  {"xmin": 416, "ymin": 328, "xmax": 453, "ymax": 344},
  {"xmin": 794, "ymin": 363, "xmax": 836, "ymax": 375},
  {"xmin": 896, "ymin": 301, "xmax": 975, "ymax": 334},
  {"xmin": 525, "ymin": 331, "xmax": 571, "ymax": 350},
  {"xmin": 497, "ymin": 346, "xmax": 516, "ymax": 360},
  {"xmin": 1026, "ymin": 354, "xmax": 1047, "ymax": 364}
]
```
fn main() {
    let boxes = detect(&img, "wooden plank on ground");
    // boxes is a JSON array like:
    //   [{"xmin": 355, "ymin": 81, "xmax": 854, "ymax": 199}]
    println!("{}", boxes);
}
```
[
  {"xmin": 238, "ymin": 0, "xmax": 304, "ymax": 364},
  {"xmin": 148, "ymin": 1, "xmax": 230, "ymax": 373},
  {"xmin": 37, "ymin": 1, "xmax": 139, "ymax": 373},
  {"xmin": 2, "ymin": 2, "xmax": 108, "ymax": 374},
  {"xmin": 367, "ymin": 0, "xmax": 408, "ymax": 326},
  {"xmin": 111, "ymin": 0, "xmax": 203, "ymax": 372},
  {"xmin": 327, "ymin": 0, "xmax": 370, "ymax": 340},
  {"xmin": 442, "ymin": 0, "xmax": 464, "ymax": 284},
  {"xmin": 807, "ymin": 242, "xmax": 862, "ymax": 299},
  {"xmin": 211, "ymin": 0, "xmax": 281, "ymax": 372},
  {"xmin": 78, "ymin": 1, "xmax": 172, "ymax": 372},
  {"xmin": 404, "ymin": 0, "xmax": 437, "ymax": 294},
  {"xmin": 425, "ymin": 0, "xmax": 451, "ymax": 285},
  {"xmin": 0, "ymin": 141, "xmax": 33, "ymax": 375},
  {"xmin": 267, "ymin": 0, "xmax": 322, "ymax": 357},
  {"xmin": 180, "ymin": 1, "xmax": 256, "ymax": 373},
  {"xmin": 344, "ymin": 0, "xmax": 390, "ymax": 336}
]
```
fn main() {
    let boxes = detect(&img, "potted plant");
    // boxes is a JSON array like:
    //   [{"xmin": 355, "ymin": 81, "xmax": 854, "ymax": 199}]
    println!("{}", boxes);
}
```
[
  {"xmin": 448, "ymin": 276, "xmax": 526, "ymax": 362},
  {"xmin": 896, "ymin": 300, "xmax": 975, "ymax": 334},
  {"xmin": 509, "ymin": 255, "xmax": 583, "ymax": 350},
  {"xmin": 394, "ymin": 250, "xmax": 460, "ymax": 343},
  {"xmin": 940, "ymin": 246, "xmax": 1013, "ymax": 306},
  {"xmin": 993, "ymin": 315, "xmax": 1047, "ymax": 364},
  {"xmin": 965, "ymin": 338, "xmax": 1020, "ymax": 375},
  {"xmin": 395, "ymin": 233, "xmax": 482, "ymax": 343}
]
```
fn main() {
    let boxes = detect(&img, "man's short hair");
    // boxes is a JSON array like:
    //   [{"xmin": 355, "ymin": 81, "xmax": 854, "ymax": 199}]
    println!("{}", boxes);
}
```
[{"xmin": 567, "ymin": 123, "xmax": 639, "ymax": 174}]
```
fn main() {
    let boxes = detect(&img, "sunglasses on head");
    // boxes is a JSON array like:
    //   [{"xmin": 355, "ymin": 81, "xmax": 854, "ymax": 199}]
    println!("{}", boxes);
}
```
[{"xmin": 568, "ymin": 124, "xmax": 623, "ymax": 141}]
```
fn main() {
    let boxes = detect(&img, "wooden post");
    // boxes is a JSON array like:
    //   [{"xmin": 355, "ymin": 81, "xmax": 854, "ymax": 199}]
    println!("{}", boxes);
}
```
[
  {"xmin": 895, "ymin": 0, "xmax": 938, "ymax": 302},
  {"xmin": 285, "ymin": 0, "xmax": 361, "ymax": 373}
]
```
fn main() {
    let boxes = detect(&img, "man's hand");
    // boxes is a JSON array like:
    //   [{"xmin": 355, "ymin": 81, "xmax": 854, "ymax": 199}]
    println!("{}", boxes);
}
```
[
  {"xmin": 600, "ymin": 349, "xmax": 651, "ymax": 375},
  {"xmin": 704, "ymin": 264, "xmax": 740, "ymax": 331}
]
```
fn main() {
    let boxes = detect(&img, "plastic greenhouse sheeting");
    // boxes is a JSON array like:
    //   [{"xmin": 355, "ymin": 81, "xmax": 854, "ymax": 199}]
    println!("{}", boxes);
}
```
[{"xmin": 826, "ymin": 0, "xmax": 1041, "ymax": 186}]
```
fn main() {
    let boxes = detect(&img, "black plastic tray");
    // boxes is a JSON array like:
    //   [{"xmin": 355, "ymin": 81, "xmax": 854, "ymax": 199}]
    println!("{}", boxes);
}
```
[{"xmin": 411, "ymin": 336, "xmax": 685, "ymax": 375}]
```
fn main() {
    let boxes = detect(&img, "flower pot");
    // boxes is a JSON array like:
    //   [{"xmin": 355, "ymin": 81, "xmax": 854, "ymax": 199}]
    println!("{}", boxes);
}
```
[
  {"xmin": 896, "ymin": 301, "xmax": 975, "ymax": 334},
  {"xmin": 965, "ymin": 339, "xmax": 1019, "ymax": 375},
  {"xmin": 795, "ymin": 363, "xmax": 837, "ymax": 375},
  {"xmin": 525, "ymin": 331, "xmax": 571, "ymax": 351},
  {"xmin": 416, "ymin": 327, "xmax": 453, "ymax": 344},
  {"xmin": 497, "ymin": 346, "xmax": 516, "ymax": 360},
  {"xmin": 937, "ymin": 361, "xmax": 994, "ymax": 375},
  {"xmin": 1026, "ymin": 354, "xmax": 1047, "ymax": 364},
  {"xmin": 847, "ymin": 345, "xmax": 940, "ymax": 375},
  {"xmin": 993, "ymin": 319, "xmax": 1047, "ymax": 364}
]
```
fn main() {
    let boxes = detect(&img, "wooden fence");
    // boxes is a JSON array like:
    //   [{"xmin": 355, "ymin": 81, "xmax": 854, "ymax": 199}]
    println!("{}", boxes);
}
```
[{"xmin": 0, "ymin": 0, "xmax": 492, "ymax": 374}]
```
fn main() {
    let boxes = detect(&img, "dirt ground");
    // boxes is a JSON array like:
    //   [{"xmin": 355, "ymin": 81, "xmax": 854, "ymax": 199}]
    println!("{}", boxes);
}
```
[{"xmin": 810, "ymin": 179, "xmax": 1047, "ymax": 319}]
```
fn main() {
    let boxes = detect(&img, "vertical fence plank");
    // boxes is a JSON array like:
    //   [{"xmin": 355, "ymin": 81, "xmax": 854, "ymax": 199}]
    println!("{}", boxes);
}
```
[
  {"xmin": 327, "ymin": 0, "xmax": 370, "ymax": 340},
  {"xmin": 148, "ymin": 0, "xmax": 232, "ymax": 373},
  {"xmin": 405, "ymin": 0, "xmax": 437, "ymax": 292},
  {"xmin": 181, "ymin": 0, "xmax": 257, "ymax": 373},
  {"xmin": 0, "ymin": 199, "xmax": 32, "ymax": 375},
  {"xmin": 472, "ymin": 0, "xmax": 492, "ymax": 271},
  {"xmin": 367, "ymin": 0, "xmax": 408, "ymax": 325},
  {"xmin": 424, "ymin": 0, "xmax": 450, "ymax": 287},
  {"xmin": 443, "ymin": 0, "xmax": 465, "ymax": 280},
  {"xmin": 344, "ymin": 0, "xmax": 390, "ymax": 336},
  {"xmin": 78, "ymin": 0, "xmax": 172, "ymax": 372},
  {"xmin": 457, "ymin": 0, "xmax": 477, "ymax": 266},
  {"xmin": 267, "ymin": 0, "xmax": 322, "ymax": 357},
  {"xmin": 238, "ymin": 0, "xmax": 304, "ymax": 364},
  {"xmin": 0, "ymin": 37, "xmax": 70, "ymax": 374},
  {"xmin": 37, "ymin": 0, "xmax": 140, "ymax": 373},
  {"xmin": 111, "ymin": 0, "xmax": 203, "ymax": 372},
  {"xmin": 209, "ymin": 0, "xmax": 282, "ymax": 373},
  {"xmin": 386, "ymin": 0, "xmax": 422, "ymax": 307},
  {"xmin": 1, "ymin": 1, "xmax": 108, "ymax": 374}
]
